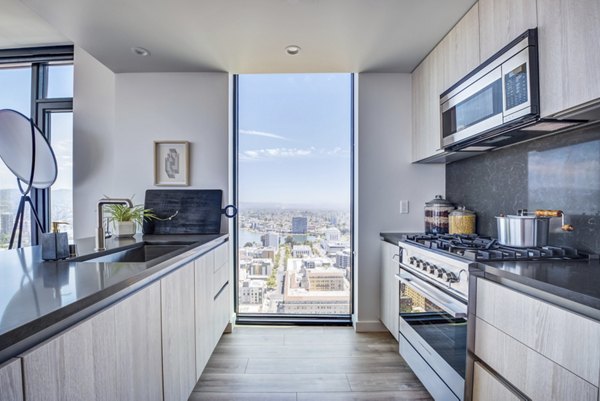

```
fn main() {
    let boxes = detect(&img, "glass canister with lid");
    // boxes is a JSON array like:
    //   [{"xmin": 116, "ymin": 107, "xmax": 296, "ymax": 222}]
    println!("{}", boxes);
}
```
[
  {"xmin": 449, "ymin": 206, "xmax": 477, "ymax": 235},
  {"xmin": 424, "ymin": 195, "xmax": 455, "ymax": 234}
]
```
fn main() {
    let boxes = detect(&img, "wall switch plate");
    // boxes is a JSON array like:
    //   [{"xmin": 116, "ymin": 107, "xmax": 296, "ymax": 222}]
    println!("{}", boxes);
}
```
[{"xmin": 400, "ymin": 200, "xmax": 409, "ymax": 214}]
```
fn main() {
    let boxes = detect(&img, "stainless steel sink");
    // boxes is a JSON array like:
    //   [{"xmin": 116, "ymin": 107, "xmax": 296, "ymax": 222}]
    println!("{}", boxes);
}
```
[{"xmin": 75, "ymin": 243, "xmax": 190, "ymax": 264}]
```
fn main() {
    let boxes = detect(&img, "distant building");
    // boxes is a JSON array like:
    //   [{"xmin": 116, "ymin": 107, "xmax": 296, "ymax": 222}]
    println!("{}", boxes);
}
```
[
  {"xmin": 325, "ymin": 227, "xmax": 341, "ymax": 242},
  {"xmin": 336, "ymin": 249, "xmax": 351, "ymax": 269},
  {"xmin": 0, "ymin": 213, "xmax": 14, "ymax": 236},
  {"xmin": 261, "ymin": 232, "xmax": 279, "ymax": 248},
  {"xmin": 323, "ymin": 241, "xmax": 348, "ymax": 256},
  {"xmin": 240, "ymin": 280, "xmax": 266, "ymax": 304},
  {"xmin": 307, "ymin": 269, "xmax": 346, "ymax": 291},
  {"xmin": 260, "ymin": 248, "xmax": 276, "ymax": 260},
  {"xmin": 292, "ymin": 217, "xmax": 308, "ymax": 234},
  {"xmin": 292, "ymin": 245, "xmax": 311, "ymax": 258}
]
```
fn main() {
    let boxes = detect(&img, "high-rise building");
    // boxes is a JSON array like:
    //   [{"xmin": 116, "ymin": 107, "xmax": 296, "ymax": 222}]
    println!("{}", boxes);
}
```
[
  {"xmin": 1, "ymin": 213, "xmax": 14, "ymax": 236},
  {"xmin": 336, "ymin": 249, "xmax": 351, "ymax": 269},
  {"xmin": 292, "ymin": 217, "xmax": 307, "ymax": 234},
  {"xmin": 292, "ymin": 245, "xmax": 311, "ymax": 258},
  {"xmin": 261, "ymin": 232, "xmax": 279, "ymax": 248}
]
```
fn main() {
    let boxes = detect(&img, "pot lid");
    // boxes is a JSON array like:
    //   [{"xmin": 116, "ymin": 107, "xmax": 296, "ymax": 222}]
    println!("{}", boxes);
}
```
[{"xmin": 425, "ymin": 195, "xmax": 454, "ymax": 207}]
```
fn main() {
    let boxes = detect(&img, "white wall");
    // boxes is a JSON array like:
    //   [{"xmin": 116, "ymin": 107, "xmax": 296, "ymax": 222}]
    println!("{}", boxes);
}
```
[
  {"xmin": 354, "ymin": 73, "xmax": 445, "ymax": 331},
  {"xmin": 73, "ymin": 51, "xmax": 229, "ymax": 236},
  {"xmin": 73, "ymin": 47, "xmax": 116, "ymax": 238}
]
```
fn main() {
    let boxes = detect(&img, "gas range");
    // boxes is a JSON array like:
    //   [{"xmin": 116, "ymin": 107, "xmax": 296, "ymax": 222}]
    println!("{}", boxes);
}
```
[{"xmin": 398, "ymin": 233, "xmax": 588, "ymax": 302}]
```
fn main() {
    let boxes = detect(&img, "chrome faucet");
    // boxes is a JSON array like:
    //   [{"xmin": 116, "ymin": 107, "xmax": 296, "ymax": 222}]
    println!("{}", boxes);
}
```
[{"xmin": 95, "ymin": 198, "xmax": 133, "ymax": 251}]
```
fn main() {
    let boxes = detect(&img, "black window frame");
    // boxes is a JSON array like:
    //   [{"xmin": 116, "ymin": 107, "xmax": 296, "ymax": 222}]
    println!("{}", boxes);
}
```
[{"xmin": 0, "ymin": 45, "xmax": 74, "ymax": 246}]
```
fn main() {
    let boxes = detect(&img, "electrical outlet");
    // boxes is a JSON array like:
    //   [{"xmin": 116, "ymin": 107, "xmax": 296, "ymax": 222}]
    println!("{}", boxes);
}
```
[{"xmin": 400, "ymin": 200, "xmax": 409, "ymax": 214}]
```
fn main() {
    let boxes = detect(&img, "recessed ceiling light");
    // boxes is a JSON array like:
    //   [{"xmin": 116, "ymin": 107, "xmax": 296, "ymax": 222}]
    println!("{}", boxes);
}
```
[
  {"xmin": 131, "ymin": 47, "xmax": 150, "ymax": 56},
  {"xmin": 285, "ymin": 45, "xmax": 301, "ymax": 55}
]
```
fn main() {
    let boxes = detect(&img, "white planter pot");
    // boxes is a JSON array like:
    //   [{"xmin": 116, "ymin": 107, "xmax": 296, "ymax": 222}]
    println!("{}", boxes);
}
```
[{"xmin": 113, "ymin": 221, "xmax": 136, "ymax": 238}]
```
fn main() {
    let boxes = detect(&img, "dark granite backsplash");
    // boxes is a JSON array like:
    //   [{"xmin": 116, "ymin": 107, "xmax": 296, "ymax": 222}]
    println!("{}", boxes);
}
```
[{"xmin": 446, "ymin": 125, "xmax": 600, "ymax": 254}]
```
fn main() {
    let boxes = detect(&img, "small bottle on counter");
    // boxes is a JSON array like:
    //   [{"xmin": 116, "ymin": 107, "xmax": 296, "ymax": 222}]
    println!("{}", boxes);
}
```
[{"xmin": 41, "ymin": 222, "xmax": 70, "ymax": 261}]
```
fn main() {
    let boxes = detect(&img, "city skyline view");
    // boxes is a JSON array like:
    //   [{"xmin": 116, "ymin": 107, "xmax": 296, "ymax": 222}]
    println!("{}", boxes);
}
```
[{"xmin": 237, "ymin": 73, "xmax": 352, "ymax": 316}]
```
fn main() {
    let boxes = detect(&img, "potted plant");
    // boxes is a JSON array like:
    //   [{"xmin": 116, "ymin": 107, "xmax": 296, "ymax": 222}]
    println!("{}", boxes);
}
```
[{"xmin": 105, "ymin": 203, "xmax": 157, "ymax": 238}]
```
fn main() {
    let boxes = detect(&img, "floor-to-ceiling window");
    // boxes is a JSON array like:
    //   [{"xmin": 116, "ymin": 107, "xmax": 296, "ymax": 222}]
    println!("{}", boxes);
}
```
[
  {"xmin": 0, "ymin": 47, "xmax": 74, "ymax": 250},
  {"xmin": 235, "ymin": 73, "xmax": 353, "ymax": 321}
]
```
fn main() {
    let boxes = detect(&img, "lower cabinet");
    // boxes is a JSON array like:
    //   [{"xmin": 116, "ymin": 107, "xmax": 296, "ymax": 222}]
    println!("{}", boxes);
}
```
[
  {"xmin": 21, "ymin": 282, "xmax": 163, "ymax": 401},
  {"xmin": 22, "ymin": 306, "xmax": 118, "ymax": 401},
  {"xmin": 0, "ymin": 358, "xmax": 23, "ymax": 401},
  {"xmin": 472, "ymin": 278, "xmax": 600, "ymax": 401},
  {"xmin": 380, "ymin": 240, "xmax": 399, "ymax": 340},
  {"xmin": 114, "ymin": 282, "xmax": 163, "ymax": 401},
  {"xmin": 472, "ymin": 362, "xmax": 522, "ymax": 401},
  {"xmin": 15, "ymin": 240, "xmax": 231, "ymax": 401},
  {"xmin": 161, "ymin": 262, "xmax": 197, "ymax": 401}
]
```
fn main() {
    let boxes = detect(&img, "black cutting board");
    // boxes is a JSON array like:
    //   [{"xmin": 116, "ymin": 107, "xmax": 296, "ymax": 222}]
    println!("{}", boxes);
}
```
[{"xmin": 143, "ymin": 189, "xmax": 223, "ymax": 235}]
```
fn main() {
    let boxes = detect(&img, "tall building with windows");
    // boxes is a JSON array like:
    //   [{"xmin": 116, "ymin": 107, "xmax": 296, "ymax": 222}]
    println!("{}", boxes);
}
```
[
  {"xmin": 261, "ymin": 232, "xmax": 279, "ymax": 248},
  {"xmin": 292, "ymin": 217, "xmax": 308, "ymax": 234},
  {"xmin": 325, "ymin": 227, "xmax": 341, "ymax": 241}
]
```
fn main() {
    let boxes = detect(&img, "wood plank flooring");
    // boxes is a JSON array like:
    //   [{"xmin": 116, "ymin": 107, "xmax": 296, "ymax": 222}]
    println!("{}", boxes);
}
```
[{"xmin": 189, "ymin": 326, "xmax": 432, "ymax": 401}]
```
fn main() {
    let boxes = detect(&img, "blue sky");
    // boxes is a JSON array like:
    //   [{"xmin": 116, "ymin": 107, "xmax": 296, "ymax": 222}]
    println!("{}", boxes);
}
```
[{"xmin": 238, "ymin": 74, "xmax": 352, "ymax": 210}]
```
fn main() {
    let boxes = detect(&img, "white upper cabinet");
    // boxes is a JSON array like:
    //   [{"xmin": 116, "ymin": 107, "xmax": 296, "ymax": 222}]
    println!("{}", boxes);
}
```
[
  {"xmin": 537, "ymin": 0, "xmax": 600, "ymax": 117},
  {"xmin": 478, "ymin": 0, "xmax": 537, "ymax": 62},
  {"xmin": 412, "ymin": 3, "xmax": 480, "ymax": 162}
]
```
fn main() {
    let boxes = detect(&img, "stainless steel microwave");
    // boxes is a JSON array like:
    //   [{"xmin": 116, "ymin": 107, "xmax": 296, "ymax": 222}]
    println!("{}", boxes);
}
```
[{"xmin": 440, "ymin": 29, "xmax": 541, "ymax": 151}]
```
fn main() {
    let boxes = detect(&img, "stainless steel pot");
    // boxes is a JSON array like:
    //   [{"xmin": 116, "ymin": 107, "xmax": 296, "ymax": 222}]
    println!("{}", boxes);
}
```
[{"xmin": 496, "ymin": 215, "xmax": 550, "ymax": 247}]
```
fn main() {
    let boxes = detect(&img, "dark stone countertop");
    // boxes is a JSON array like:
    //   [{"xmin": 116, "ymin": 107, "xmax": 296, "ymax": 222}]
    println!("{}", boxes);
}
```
[
  {"xmin": 380, "ymin": 232, "xmax": 416, "ymax": 245},
  {"xmin": 476, "ymin": 258, "xmax": 600, "ymax": 312},
  {"xmin": 0, "ymin": 233, "xmax": 228, "ymax": 363},
  {"xmin": 380, "ymin": 232, "xmax": 600, "ymax": 312}
]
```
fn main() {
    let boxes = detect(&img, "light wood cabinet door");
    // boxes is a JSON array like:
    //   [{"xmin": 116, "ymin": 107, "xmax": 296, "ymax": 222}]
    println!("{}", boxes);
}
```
[
  {"xmin": 537, "ymin": 0, "xmax": 600, "ymax": 117},
  {"xmin": 477, "ymin": 278, "xmax": 600, "ymax": 387},
  {"xmin": 22, "ymin": 308, "xmax": 117, "ymax": 401},
  {"xmin": 475, "ymin": 317, "xmax": 598, "ymax": 401},
  {"xmin": 212, "ymin": 282, "xmax": 230, "ymax": 347},
  {"xmin": 439, "ymin": 3, "xmax": 480, "ymax": 92},
  {"xmin": 114, "ymin": 282, "xmax": 163, "ymax": 401},
  {"xmin": 472, "ymin": 361, "xmax": 522, "ymax": 401},
  {"xmin": 380, "ymin": 241, "xmax": 399, "ymax": 340},
  {"xmin": 478, "ymin": 0, "xmax": 537, "ymax": 62},
  {"xmin": 412, "ymin": 46, "xmax": 444, "ymax": 162},
  {"xmin": 161, "ymin": 262, "xmax": 197, "ymax": 401},
  {"xmin": 0, "ymin": 358, "xmax": 23, "ymax": 401},
  {"xmin": 195, "ymin": 252, "xmax": 215, "ymax": 378}
]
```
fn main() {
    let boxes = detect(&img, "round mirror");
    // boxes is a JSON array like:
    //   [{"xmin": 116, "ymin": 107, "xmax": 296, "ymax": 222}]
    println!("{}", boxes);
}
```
[{"xmin": 0, "ymin": 109, "xmax": 57, "ymax": 189}]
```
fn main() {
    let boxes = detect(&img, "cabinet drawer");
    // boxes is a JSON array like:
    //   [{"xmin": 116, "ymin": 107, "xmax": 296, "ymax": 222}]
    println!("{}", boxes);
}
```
[
  {"xmin": 476, "ymin": 278, "xmax": 600, "ymax": 386},
  {"xmin": 213, "ymin": 242, "xmax": 229, "ymax": 272},
  {"xmin": 213, "ymin": 263, "xmax": 229, "ymax": 297},
  {"xmin": 475, "ymin": 317, "xmax": 598, "ymax": 401},
  {"xmin": 473, "ymin": 361, "xmax": 522, "ymax": 401}
]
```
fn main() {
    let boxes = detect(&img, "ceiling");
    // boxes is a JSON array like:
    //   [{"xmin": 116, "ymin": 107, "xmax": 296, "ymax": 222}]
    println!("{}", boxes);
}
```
[
  {"xmin": 7, "ymin": 0, "xmax": 476, "ymax": 73},
  {"xmin": 0, "ymin": 0, "xmax": 67, "ymax": 49}
]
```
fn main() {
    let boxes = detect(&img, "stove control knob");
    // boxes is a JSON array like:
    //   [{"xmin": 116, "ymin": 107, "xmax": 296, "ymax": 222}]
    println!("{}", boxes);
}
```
[
  {"xmin": 444, "ymin": 271, "xmax": 459, "ymax": 283},
  {"xmin": 428, "ymin": 264, "xmax": 437, "ymax": 274},
  {"xmin": 437, "ymin": 268, "xmax": 446, "ymax": 278},
  {"xmin": 409, "ymin": 257, "xmax": 416, "ymax": 265},
  {"xmin": 421, "ymin": 262, "xmax": 430, "ymax": 271}
]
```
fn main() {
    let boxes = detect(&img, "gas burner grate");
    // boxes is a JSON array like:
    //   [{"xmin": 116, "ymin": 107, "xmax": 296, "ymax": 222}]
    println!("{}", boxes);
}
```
[{"xmin": 404, "ymin": 234, "xmax": 589, "ymax": 262}]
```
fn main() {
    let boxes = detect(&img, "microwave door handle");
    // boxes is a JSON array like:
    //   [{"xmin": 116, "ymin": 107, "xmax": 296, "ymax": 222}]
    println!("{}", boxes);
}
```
[{"xmin": 395, "ymin": 273, "xmax": 467, "ymax": 318}]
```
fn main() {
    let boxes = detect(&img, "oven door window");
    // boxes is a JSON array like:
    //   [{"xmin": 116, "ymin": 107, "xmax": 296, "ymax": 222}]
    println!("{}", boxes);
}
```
[{"xmin": 400, "ymin": 282, "xmax": 467, "ymax": 378}]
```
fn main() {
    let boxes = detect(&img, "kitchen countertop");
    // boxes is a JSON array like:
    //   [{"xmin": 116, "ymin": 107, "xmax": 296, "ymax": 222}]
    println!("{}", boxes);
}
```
[
  {"xmin": 0, "ymin": 233, "xmax": 228, "ymax": 363},
  {"xmin": 380, "ymin": 232, "xmax": 600, "ymax": 312}
]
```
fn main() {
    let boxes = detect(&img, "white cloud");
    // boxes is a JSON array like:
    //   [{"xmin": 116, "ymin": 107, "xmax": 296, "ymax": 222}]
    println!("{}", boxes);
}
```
[
  {"xmin": 239, "ymin": 129, "xmax": 289, "ymax": 141},
  {"xmin": 240, "ymin": 147, "xmax": 348, "ymax": 161}
]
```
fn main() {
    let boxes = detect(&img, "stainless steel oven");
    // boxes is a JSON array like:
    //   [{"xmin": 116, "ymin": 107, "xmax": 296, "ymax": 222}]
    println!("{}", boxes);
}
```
[{"xmin": 397, "ymin": 241, "xmax": 472, "ymax": 401}]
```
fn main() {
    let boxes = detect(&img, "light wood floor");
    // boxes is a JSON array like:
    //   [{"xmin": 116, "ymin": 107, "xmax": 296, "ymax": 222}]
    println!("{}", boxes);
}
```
[{"xmin": 189, "ymin": 326, "xmax": 432, "ymax": 401}]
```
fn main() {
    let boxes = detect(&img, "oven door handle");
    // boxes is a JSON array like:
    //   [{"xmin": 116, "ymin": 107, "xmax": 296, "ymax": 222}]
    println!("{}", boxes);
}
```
[{"xmin": 395, "ymin": 273, "xmax": 467, "ymax": 318}]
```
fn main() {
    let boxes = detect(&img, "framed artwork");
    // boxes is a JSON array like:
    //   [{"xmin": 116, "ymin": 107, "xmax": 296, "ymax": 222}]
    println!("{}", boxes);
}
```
[{"xmin": 154, "ymin": 141, "xmax": 190, "ymax": 186}]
